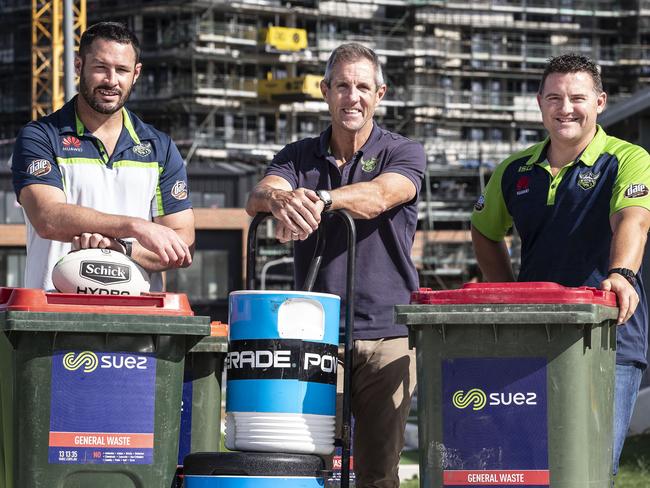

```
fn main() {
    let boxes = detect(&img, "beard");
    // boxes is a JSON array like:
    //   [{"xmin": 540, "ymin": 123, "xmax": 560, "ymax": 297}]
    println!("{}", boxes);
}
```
[{"xmin": 79, "ymin": 71, "xmax": 133, "ymax": 115}]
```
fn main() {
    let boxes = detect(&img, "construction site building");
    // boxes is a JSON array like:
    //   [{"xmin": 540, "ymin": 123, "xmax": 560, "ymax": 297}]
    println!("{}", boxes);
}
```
[{"xmin": 1, "ymin": 0, "xmax": 650, "ymax": 319}]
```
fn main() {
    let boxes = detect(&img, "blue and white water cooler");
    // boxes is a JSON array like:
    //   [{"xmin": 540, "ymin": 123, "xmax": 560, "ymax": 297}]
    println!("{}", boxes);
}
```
[{"xmin": 182, "ymin": 291, "xmax": 340, "ymax": 487}]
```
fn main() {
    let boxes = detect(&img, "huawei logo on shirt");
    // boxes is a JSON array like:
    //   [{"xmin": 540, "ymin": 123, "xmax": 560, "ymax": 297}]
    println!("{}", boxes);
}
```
[
  {"xmin": 516, "ymin": 176, "xmax": 530, "ymax": 196},
  {"xmin": 62, "ymin": 136, "xmax": 82, "ymax": 152}
]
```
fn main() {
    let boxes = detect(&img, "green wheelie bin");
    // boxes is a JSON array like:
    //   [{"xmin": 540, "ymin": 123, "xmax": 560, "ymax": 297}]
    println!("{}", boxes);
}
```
[
  {"xmin": 176, "ymin": 322, "xmax": 228, "ymax": 480},
  {"xmin": 0, "ymin": 287, "xmax": 210, "ymax": 488},
  {"xmin": 395, "ymin": 282, "xmax": 618, "ymax": 488}
]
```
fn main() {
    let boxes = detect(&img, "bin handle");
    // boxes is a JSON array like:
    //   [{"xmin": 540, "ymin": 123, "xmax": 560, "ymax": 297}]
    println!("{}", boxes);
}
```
[
  {"xmin": 246, "ymin": 210, "xmax": 356, "ymax": 488},
  {"xmin": 332, "ymin": 209, "xmax": 356, "ymax": 488},
  {"xmin": 246, "ymin": 213, "xmax": 326, "ymax": 292},
  {"xmin": 583, "ymin": 324, "xmax": 592, "ymax": 349}
]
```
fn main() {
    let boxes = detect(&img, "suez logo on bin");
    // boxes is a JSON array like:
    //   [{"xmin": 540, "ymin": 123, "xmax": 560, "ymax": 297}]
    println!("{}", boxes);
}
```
[
  {"xmin": 62, "ymin": 351, "xmax": 149, "ymax": 373},
  {"xmin": 452, "ymin": 387, "xmax": 538, "ymax": 411},
  {"xmin": 225, "ymin": 338, "xmax": 338, "ymax": 385}
]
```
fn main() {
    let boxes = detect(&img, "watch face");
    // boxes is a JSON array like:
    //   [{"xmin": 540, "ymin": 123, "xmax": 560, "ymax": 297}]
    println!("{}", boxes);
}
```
[{"xmin": 318, "ymin": 190, "xmax": 332, "ymax": 205}]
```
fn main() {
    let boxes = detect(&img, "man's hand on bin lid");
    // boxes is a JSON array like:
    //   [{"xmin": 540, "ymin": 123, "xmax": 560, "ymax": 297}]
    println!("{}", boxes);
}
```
[{"xmin": 601, "ymin": 272, "xmax": 639, "ymax": 325}]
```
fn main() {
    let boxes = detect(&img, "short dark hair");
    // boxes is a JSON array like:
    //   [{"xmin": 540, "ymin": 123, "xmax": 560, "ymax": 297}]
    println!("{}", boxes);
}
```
[
  {"xmin": 323, "ymin": 43, "xmax": 385, "ymax": 89},
  {"xmin": 79, "ymin": 22, "xmax": 140, "ymax": 63},
  {"xmin": 538, "ymin": 53, "xmax": 603, "ymax": 94}
]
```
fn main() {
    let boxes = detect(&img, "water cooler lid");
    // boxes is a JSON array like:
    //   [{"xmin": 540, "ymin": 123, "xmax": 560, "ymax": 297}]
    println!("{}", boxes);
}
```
[{"xmin": 183, "ymin": 452, "xmax": 326, "ymax": 477}]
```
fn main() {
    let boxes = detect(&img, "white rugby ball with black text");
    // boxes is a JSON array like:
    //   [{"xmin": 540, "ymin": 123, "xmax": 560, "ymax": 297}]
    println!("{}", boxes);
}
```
[{"xmin": 52, "ymin": 248, "xmax": 151, "ymax": 295}]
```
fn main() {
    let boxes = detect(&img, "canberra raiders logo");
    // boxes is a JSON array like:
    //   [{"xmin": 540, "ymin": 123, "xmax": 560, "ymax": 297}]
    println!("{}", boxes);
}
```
[
  {"xmin": 132, "ymin": 142, "xmax": 152, "ymax": 157},
  {"xmin": 577, "ymin": 171, "xmax": 600, "ymax": 190},
  {"xmin": 361, "ymin": 157, "xmax": 378, "ymax": 172}
]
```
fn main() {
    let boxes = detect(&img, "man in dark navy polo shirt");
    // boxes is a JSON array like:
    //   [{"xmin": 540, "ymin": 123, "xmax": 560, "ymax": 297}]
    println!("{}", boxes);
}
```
[
  {"xmin": 11, "ymin": 22, "xmax": 193, "ymax": 291},
  {"xmin": 472, "ymin": 53, "xmax": 650, "ymax": 479},
  {"xmin": 246, "ymin": 43, "xmax": 426, "ymax": 487}
]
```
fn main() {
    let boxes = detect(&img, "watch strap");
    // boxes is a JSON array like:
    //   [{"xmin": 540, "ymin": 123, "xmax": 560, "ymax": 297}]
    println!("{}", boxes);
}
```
[
  {"xmin": 607, "ymin": 267, "xmax": 637, "ymax": 286},
  {"xmin": 115, "ymin": 238, "xmax": 133, "ymax": 257}
]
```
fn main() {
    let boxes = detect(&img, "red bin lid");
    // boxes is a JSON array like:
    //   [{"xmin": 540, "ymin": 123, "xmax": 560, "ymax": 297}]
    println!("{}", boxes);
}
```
[
  {"xmin": 0, "ymin": 287, "xmax": 195, "ymax": 316},
  {"xmin": 210, "ymin": 321, "xmax": 228, "ymax": 337},
  {"xmin": 411, "ymin": 282, "xmax": 617, "ymax": 307}
]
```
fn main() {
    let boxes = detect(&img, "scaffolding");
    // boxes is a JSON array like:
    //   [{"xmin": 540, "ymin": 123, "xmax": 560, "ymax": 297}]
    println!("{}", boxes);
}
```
[{"xmin": 3, "ymin": 0, "xmax": 650, "ymax": 287}]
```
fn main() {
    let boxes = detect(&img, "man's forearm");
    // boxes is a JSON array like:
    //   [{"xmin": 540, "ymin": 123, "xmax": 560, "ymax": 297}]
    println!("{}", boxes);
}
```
[
  {"xmin": 34, "ymin": 201, "xmax": 143, "ymax": 242},
  {"xmin": 246, "ymin": 177, "xmax": 321, "ymax": 235},
  {"xmin": 330, "ymin": 181, "xmax": 390, "ymax": 219},
  {"xmin": 329, "ymin": 173, "xmax": 416, "ymax": 220},
  {"xmin": 130, "ymin": 226, "xmax": 195, "ymax": 272},
  {"xmin": 608, "ymin": 210, "xmax": 650, "ymax": 272},
  {"xmin": 35, "ymin": 199, "xmax": 194, "ymax": 272},
  {"xmin": 471, "ymin": 226, "xmax": 515, "ymax": 282},
  {"xmin": 245, "ymin": 184, "xmax": 276, "ymax": 216}
]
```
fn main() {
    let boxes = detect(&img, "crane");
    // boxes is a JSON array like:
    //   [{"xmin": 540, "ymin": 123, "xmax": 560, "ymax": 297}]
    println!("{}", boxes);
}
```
[{"xmin": 32, "ymin": 0, "xmax": 86, "ymax": 120}]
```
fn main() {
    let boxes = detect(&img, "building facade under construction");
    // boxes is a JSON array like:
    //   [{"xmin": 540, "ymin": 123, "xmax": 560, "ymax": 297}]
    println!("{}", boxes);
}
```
[{"xmin": 1, "ymin": 0, "xmax": 650, "ymax": 318}]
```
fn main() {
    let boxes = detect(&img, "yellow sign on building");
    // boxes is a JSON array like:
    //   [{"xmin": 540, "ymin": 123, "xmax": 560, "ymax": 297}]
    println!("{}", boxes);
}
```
[
  {"xmin": 259, "ymin": 26, "xmax": 308, "ymax": 52},
  {"xmin": 258, "ymin": 75, "xmax": 323, "ymax": 102}
]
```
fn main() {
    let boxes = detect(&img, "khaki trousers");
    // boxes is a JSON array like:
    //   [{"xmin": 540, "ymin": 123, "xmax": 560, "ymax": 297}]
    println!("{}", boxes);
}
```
[{"xmin": 336, "ymin": 337, "xmax": 417, "ymax": 488}]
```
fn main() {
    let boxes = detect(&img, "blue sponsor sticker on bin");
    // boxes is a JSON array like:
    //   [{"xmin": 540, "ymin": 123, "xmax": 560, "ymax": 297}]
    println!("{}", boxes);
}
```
[
  {"xmin": 442, "ymin": 358, "xmax": 549, "ymax": 486},
  {"xmin": 178, "ymin": 369, "xmax": 194, "ymax": 465},
  {"xmin": 48, "ymin": 351, "xmax": 157, "ymax": 464}
]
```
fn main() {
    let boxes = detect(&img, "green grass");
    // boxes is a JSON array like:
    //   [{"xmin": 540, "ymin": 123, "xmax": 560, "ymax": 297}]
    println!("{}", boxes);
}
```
[
  {"xmin": 400, "ymin": 450, "xmax": 419, "ymax": 465},
  {"xmin": 400, "ymin": 478, "xmax": 419, "ymax": 488},
  {"xmin": 615, "ymin": 435, "xmax": 650, "ymax": 487},
  {"xmin": 400, "ymin": 435, "xmax": 650, "ymax": 487}
]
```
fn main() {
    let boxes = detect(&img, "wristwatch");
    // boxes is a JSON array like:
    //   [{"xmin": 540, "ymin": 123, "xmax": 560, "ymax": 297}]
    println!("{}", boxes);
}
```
[
  {"xmin": 316, "ymin": 189, "xmax": 333, "ymax": 211},
  {"xmin": 115, "ymin": 238, "xmax": 133, "ymax": 257},
  {"xmin": 607, "ymin": 267, "xmax": 637, "ymax": 287}
]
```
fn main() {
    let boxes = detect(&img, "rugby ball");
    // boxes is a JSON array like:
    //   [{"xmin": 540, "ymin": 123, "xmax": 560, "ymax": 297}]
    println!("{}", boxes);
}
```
[{"xmin": 52, "ymin": 248, "xmax": 151, "ymax": 295}]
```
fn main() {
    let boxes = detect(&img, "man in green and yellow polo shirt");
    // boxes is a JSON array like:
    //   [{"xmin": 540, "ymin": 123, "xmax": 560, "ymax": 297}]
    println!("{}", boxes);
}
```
[{"xmin": 472, "ymin": 53, "xmax": 650, "ymax": 479}]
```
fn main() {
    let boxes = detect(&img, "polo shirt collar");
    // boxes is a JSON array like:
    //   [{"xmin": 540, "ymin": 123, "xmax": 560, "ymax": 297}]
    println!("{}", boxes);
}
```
[
  {"xmin": 56, "ymin": 98, "xmax": 78, "ymax": 135},
  {"xmin": 59, "ymin": 96, "xmax": 154, "ymax": 145},
  {"xmin": 316, "ymin": 126, "xmax": 333, "ymax": 157},
  {"xmin": 121, "ymin": 108, "xmax": 141, "ymax": 144},
  {"xmin": 316, "ymin": 122, "xmax": 382, "ymax": 158},
  {"xmin": 526, "ymin": 125, "xmax": 607, "ymax": 168},
  {"xmin": 73, "ymin": 107, "xmax": 141, "ymax": 145},
  {"xmin": 579, "ymin": 125, "xmax": 607, "ymax": 167}
]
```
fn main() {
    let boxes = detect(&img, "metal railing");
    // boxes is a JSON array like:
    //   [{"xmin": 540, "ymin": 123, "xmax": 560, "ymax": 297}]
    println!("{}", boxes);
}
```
[
  {"xmin": 410, "ymin": 0, "xmax": 629, "ymax": 15},
  {"xmin": 414, "ymin": 10, "xmax": 583, "ymax": 30},
  {"xmin": 197, "ymin": 21, "xmax": 258, "ymax": 43},
  {"xmin": 318, "ymin": 1, "xmax": 384, "ymax": 18},
  {"xmin": 408, "ymin": 86, "xmax": 539, "ymax": 113},
  {"xmin": 157, "ymin": 20, "xmax": 258, "ymax": 47},
  {"xmin": 419, "ymin": 140, "xmax": 532, "ymax": 167},
  {"xmin": 410, "ymin": 36, "xmax": 620, "ymax": 63},
  {"xmin": 317, "ymin": 34, "xmax": 408, "ymax": 53},
  {"xmin": 131, "ymin": 75, "xmax": 258, "ymax": 100}
]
